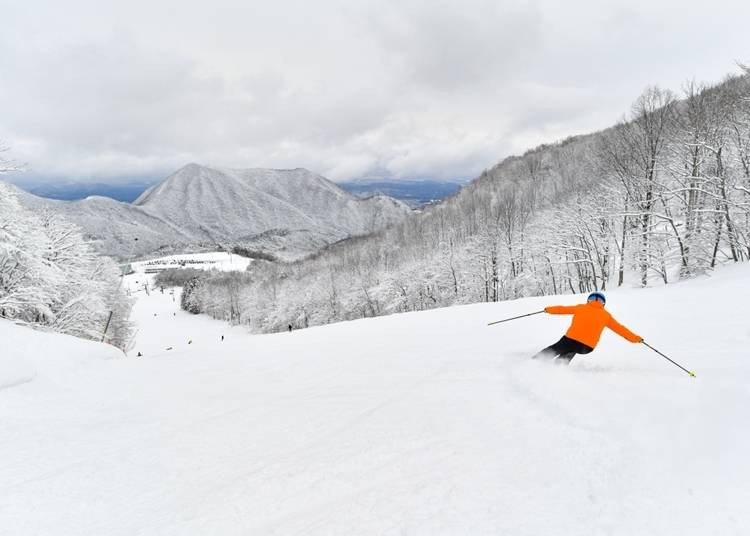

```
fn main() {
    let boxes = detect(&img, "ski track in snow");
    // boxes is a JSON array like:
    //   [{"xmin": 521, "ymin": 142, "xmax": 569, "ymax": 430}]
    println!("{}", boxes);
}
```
[{"xmin": 2, "ymin": 256, "xmax": 750, "ymax": 535}]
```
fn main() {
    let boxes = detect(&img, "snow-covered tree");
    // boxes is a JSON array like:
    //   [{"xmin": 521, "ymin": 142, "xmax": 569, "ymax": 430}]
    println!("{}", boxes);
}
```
[
  {"xmin": 180, "ymin": 70, "xmax": 750, "ymax": 334},
  {"xmin": 0, "ymin": 182, "xmax": 134, "ymax": 349}
]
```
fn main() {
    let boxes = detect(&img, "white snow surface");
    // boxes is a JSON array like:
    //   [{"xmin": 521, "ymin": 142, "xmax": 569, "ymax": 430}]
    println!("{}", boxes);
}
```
[
  {"xmin": 2, "ymin": 261, "xmax": 749, "ymax": 535},
  {"xmin": 130, "ymin": 251, "xmax": 252, "ymax": 274},
  {"xmin": 0, "ymin": 319, "xmax": 123, "ymax": 390}
]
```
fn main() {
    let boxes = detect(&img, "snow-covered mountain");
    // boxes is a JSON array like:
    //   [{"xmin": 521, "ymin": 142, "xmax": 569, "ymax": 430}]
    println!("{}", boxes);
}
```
[
  {"xmin": 15, "ymin": 191, "xmax": 198, "ymax": 259},
  {"xmin": 7, "ymin": 164, "xmax": 411, "ymax": 260},
  {"xmin": 134, "ymin": 164, "xmax": 411, "ymax": 249}
]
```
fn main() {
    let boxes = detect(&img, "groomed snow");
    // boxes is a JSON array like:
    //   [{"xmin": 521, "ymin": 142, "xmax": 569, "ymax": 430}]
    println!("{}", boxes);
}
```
[
  {"xmin": 2, "ymin": 261, "xmax": 749, "ymax": 535},
  {"xmin": 0, "ymin": 319, "xmax": 123, "ymax": 390}
]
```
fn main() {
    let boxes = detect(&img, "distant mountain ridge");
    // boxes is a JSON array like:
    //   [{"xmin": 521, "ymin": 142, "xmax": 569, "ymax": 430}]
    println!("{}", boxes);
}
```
[
  {"xmin": 12, "ymin": 176, "xmax": 464, "ymax": 207},
  {"xmin": 12, "ymin": 180, "xmax": 158, "ymax": 203},
  {"xmin": 339, "ymin": 179, "xmax": 466, "ymax": 208},
  {"xmin": 8, "ymin": 164, "xmax": 412, "ymax": 260}
]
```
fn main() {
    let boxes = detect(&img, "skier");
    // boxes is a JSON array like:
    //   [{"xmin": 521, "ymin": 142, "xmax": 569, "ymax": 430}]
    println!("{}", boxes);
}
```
[{"xmin": 534, "ymin": 291, "xmax": 642, "ymax": 363}]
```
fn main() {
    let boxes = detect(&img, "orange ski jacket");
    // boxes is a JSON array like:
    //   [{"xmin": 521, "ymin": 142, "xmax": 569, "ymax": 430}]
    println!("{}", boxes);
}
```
[{"xmin": 544, "ymin": 301, "xmax": 641, "ymax": 349}]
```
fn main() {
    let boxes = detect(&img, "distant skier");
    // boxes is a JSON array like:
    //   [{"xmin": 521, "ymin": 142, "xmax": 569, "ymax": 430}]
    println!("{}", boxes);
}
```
[
  {"xmin": 288, "ymin": 324, "xmax": 293, "ymax": 332},
  {"xmin": 221, "ymin": 335, "xmax": 224, "ymax": 342},
  {"xmin": 534, "ymin": 291, "xmax": 642, "ymax": 363}
]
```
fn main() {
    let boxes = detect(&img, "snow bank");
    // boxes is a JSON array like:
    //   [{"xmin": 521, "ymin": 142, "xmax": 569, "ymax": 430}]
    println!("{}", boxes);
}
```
[
  {"xmin": 0, "ymin": 319, "xmax": 123, "ymax": 391},
  {"xmin": 0, "ymin": 321, "xmax": 36, "ymax": 389}
]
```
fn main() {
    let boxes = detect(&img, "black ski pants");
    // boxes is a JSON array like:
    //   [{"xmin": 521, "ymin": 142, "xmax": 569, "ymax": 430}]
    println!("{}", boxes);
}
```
[{"xmin": 535, "ymin": 335, "xmax": 593, "ymax": 363}]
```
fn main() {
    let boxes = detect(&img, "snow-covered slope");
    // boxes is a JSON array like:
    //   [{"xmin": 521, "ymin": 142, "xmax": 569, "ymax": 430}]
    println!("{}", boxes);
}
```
[
  {"xmin": 0, "ymin": 319, "xmax": 123, "ymax": 391},
  {"xmin": 6, "ymin": 165, "xmax": 411, "ymax": 260},
  {"xmin": 2, "ymin": 262, "xmax": 749, "ymax": 535}
]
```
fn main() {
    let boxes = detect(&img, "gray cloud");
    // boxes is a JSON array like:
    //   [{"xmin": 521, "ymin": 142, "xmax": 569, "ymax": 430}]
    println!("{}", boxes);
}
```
[
  {"xmin": 0, "ymin": 0, "xmax": 748, "ymax": 184},
  {"xmin": 362, "ymin": 0, "xmax": 544, "ymax": 92}
]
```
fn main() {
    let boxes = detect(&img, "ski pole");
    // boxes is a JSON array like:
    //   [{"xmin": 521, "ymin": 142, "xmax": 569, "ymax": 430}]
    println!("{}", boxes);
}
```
[
  {"xmin": 641, "ymin": 341, "xmax": 696, "ymax": 377},
  {"xmin": 487, "ymin": 310, "xmax": 544, "ymax": 326}
]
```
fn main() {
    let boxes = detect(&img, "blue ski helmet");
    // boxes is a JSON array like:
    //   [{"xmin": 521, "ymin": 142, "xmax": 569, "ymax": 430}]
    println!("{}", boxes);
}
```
[{"xmin": 587, "ymin": 291, "xmax": 606, "ymax": 304}]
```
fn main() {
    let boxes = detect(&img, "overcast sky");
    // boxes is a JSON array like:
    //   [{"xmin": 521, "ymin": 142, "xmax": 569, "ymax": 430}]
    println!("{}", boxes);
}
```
[{"xmin": 1, "ymin": 0, "xmax": 749, "ymax": 184}]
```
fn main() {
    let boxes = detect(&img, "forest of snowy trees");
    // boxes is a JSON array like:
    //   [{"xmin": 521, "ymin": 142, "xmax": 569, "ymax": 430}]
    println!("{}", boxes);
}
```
[
  {"xmin": 0, "ymin": 175, "xmax": 134, "ymax": 350},
  {"xmin": 179, "ymin": 69, "xmax": 750, "ymax": 333}
]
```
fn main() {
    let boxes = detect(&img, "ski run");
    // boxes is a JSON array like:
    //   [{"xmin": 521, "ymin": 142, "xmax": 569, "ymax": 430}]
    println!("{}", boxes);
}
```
[{"xmin": 2, "ymin": 255, "xmax": 749, "ymax": 535}]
